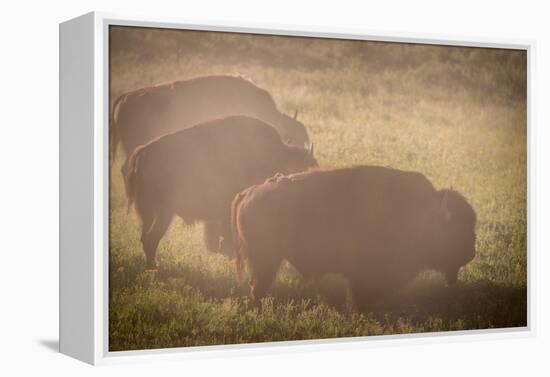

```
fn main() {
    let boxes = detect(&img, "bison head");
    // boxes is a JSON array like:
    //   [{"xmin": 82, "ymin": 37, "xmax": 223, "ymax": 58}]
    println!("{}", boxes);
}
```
[
  {"xmin": 430, "ymin": 189, "xmax": 477, "ymax": 285},
  {"xmin": 281, "ymin": 142, "xmax": 318, "ymax": 174},
  {"xmin": 278, "ymin": 110, "xmax": 311, "ymax": 148}
]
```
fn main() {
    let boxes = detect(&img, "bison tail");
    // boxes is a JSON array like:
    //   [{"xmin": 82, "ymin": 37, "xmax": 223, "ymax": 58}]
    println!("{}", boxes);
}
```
[
  {"xmin": 125, "ymin": 145, "xmax": 145, "ymax": 214},
  {"xmin": 231, "ymin": 191, "xmax": 248, "ymax": 284},
  {"xmin": 109, "ymin": 94, "xmax": 125, "ymax": 166}
]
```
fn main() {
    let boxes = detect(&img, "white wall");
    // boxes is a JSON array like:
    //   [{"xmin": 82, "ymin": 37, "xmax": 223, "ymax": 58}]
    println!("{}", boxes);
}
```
[{"xmin": 1, "ymin": 0, "xmax": 548, "ymax": 375}]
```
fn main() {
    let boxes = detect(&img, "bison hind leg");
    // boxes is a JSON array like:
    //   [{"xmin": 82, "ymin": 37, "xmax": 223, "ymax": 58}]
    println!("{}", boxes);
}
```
[
  {"xmin": 142, "ymin": 210, "xmax": 173, "ymax": 270},
  {"xmin": 249, "ymin": 256, "xmax": 282, "ymax": 308}
]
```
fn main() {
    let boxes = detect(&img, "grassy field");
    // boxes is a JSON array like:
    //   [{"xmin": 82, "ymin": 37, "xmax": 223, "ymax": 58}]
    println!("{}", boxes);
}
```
[{"xmin": 108, "ymin": 27, "xmax": 527, "ymax": 351}]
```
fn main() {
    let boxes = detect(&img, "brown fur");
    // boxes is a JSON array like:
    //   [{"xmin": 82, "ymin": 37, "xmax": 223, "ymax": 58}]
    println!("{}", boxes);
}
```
[
  {"xmin": 126, "ymin": 115, "xmax": 317, "ymax": 269},
  {"xmin": 111, "ymin": 75, "xmax": 311, "ymax": 192},
  {"xmin": 231, "ymin": 166, "xmax": 477, "ymax": 308}
]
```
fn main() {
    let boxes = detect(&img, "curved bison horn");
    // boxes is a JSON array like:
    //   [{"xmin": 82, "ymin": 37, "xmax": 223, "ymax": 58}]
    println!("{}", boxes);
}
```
[
  {"xmin": 308, "ymin": 143, "xmax": 314, "ymax": 157},
  {"xmin": 293, "ymin": 110, "xmax": 299, "ymax": 120}
]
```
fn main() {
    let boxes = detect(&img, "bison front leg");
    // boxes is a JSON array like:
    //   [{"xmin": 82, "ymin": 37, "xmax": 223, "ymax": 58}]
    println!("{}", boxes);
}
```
[{"xmin": 141, "ymin": 210, "xmax": 173, "ymax": 270}]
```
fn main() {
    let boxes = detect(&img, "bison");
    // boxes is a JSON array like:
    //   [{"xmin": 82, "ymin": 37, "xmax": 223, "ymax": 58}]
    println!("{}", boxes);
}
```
[
  {"xmin": 232, "ymin": 166, "xmax": 477, "ymax": 308},
  {"xmin": 111, "ymin": 75, "xmax": 310, "ymax": 183},
  {"xmin": 126, "ymin": 115, "xmax": 318, "ymax": 270}
]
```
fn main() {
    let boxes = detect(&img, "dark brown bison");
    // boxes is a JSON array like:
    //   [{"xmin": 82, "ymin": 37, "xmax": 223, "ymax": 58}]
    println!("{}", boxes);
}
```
[
  {"xmin": 111, "ymin": 75, "xmax": 310, "ymax": 169},
  {"xmin": 232, "ymin": 166, "xmax": 477, "ymax": 308},
  {"xmin": 126, "ymin": 115, "xmax": 317, "ymax": 270}
]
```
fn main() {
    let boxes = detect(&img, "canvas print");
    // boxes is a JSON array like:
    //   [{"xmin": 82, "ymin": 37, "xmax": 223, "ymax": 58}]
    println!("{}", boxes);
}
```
[{"xmin": 108, "ymin": 26, "xmax": 527, "ymax": 351}]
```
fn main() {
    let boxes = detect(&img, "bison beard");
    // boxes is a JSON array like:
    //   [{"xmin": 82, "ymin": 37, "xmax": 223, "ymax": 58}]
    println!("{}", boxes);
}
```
[
  {"xmin": 126, "ymin": 115, "xmax": 317, "ymax": 270},
  {"xmin": 232, "ymin": 166, "xmax": 477, "ymax": 309}
]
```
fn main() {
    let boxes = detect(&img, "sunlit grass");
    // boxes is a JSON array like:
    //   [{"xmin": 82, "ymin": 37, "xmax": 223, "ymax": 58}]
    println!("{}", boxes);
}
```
[{"xmin": 108, "ymin": 29, "xmax": 527, "ymax": 351}]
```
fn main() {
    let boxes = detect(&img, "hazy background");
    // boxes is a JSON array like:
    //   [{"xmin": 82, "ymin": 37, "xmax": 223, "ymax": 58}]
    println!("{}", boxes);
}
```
[{"xmin": 109, "ymin": 26, "xmax": 527, "ymax": 351}]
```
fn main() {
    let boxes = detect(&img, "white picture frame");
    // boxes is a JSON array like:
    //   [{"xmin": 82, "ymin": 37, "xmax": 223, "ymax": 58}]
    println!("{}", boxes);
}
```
[{"xmin": 59, "ymin": 11, "xmax": 535, "ymax": 365}]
